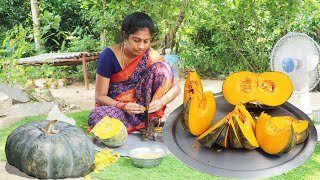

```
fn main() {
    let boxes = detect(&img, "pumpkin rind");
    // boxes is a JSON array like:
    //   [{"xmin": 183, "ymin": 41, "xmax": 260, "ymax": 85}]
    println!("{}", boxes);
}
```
[
  {"xmin": 233, "ymin": 114, "xmax": 259, "ymax": 150},
  {"xmin": 215, "ymin": 123, "xmax": 230, "ymax": 148},
  {"xmin": 274, "ymin": 116, "xmax": 309, "ymax": 144},
  {"xmin": 183, "ymin": 70, "xmax": 216, "ymax": 136},
  {"xmin": 181, "ymin": 100, "xmax": 190, "ymax": 130},
  {"xmin": 5, "ymin": 121, "xmax": 95, "ymax": 179},
  {"xmin": 261, "ymin": 115, "xmax": 309, "ymax": 145},
  {"xmin": 222, "ymin": 71, "xmax": 293, "ymax": 106},
  {"xmin": 90, "ymin": 116, "xmax": 128, "ymax": 147},
  {"xmin": 228, "ymin": 120, "xmax": 243, "ymax": 148},
  {"xmin": 197, "ymin": 116, "xmax": 229, "ymax": 148}
]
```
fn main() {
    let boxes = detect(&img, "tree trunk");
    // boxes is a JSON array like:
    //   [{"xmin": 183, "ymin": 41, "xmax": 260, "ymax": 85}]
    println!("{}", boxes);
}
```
[
  {"xmin": 163, "ymin": 0, "xmax": 188, "ymax": 51},
  {"xmin": 100, "ymin": 29, "xmax": 107, "ymax": 48},
  {"xmin": 100, "ymin": 0, "xmax": 108, "ymax": 48},
  {"xmin": 30, "ymin": 0, "xmax": 41, "ymax": 52}
]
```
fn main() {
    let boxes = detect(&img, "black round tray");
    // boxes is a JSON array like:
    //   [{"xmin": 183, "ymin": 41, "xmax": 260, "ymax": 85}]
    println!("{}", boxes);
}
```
[{"xmin": 163, "ymin": 93, "xmax": 317, "ymax": 179}]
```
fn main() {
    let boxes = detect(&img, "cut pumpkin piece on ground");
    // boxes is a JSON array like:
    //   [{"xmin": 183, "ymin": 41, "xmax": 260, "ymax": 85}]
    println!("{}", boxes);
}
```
[{"xmin": 90, "ymin": 116, "xmax": 128, "ymax": 147}]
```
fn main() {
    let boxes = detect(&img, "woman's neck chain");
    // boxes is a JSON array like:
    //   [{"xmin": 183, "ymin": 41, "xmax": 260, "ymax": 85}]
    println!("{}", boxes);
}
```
[{"xmin": 121, "ymin": 42, "xmax": 129, "ymax": 68}]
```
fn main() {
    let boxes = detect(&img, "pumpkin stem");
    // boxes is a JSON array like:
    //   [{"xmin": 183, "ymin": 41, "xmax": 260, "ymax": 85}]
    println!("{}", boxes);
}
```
[{"xmin": 41, "ymin": 120, "xmax": 61, "ymax": 134}]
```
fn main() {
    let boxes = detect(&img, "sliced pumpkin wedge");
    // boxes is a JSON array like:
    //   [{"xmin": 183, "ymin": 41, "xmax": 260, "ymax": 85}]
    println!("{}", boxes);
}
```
[
  {"xmin": 255, "ymin": 112, "xmax": 296, "ymax": 155},
  {"xmin": 197, "ymin": 113, "xmax": 230, "ymax": 148},
  {"xmin": 228, "ymin": 119, "xmax": 243, "ymax": 148},
  {"xmin": 233, "ymin": 114, "xmax": 259, "ymax": 150}
]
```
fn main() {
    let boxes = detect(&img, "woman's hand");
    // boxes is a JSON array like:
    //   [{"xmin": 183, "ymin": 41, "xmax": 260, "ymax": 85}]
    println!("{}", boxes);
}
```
[
  {"xmin": 148, "ymin": 99, "xmax": 164, "ymax": 113},
  {"xmin": 123, "ymin": 102, "xmax": 145, "ymax": 115}
]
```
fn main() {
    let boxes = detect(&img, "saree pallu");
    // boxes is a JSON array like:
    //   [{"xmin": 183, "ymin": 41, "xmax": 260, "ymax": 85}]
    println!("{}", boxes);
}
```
[{"xmin": 88, "ymin": 48, "xmax": 174, "ymax": 133}]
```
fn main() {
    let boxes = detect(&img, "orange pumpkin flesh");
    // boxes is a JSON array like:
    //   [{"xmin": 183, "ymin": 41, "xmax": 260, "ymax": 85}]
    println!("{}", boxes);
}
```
[
  {"xmin": 256, "ymin": 72, "xmax": 293, "ymax": 106},
  {"xmin": 222, "ymin": 71, "xmax": 258, "ymax": 105},
  {"xmin": 266, "ymin": 116, "xmax": 309, "ymax": 144},
  {"xmin": 255, "ymin": 112, "xmax": 298, "ymax": 155},
  {"xmin": 233, "ymin": 104, "xmax": 256, "ymax": 130},
  {"xmin": 182, "ymin": 70, "xmax": 216, "ymax": 136},
  {"xmin": 222, "ymin": 71, "xmax": 293, "ymax": 106},
  {"xmin": 183, "ymin": 69, "xmax": 203, "ymax": 106}
]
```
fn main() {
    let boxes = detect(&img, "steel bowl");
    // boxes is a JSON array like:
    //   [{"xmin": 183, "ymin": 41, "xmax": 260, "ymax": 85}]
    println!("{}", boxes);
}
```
[{"xmin": 128, "ymin": 147, "xmax": 166, "ymax": 168}]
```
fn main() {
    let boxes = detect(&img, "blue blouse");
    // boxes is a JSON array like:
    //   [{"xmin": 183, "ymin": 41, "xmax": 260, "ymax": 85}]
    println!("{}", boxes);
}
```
[{"xmin": 96, "ymin": 48, "xmax": 122, "ymax": 78}]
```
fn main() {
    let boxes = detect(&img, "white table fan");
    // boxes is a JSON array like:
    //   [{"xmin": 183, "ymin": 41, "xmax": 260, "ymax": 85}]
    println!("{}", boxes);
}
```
[{"xmin": 270, "ymin": 32, "xmax": 320, "ymax": 114}]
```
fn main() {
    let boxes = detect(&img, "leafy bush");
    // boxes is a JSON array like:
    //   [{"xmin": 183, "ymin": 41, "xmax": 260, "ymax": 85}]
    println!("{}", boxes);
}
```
[
  {"xmin": 60, "ymin": 26, "xmax": 100, "ymax": 52},
  {"xmin": 0, "ymin": 25, "xmax": 35, "ymax": 85},
  {"xmin": 178, "ymin": 0, "xmax": 320, "ymax": 78},
  {"xmin": 1, "ymin": 0, "xmax": 319, "ymax": 83}
]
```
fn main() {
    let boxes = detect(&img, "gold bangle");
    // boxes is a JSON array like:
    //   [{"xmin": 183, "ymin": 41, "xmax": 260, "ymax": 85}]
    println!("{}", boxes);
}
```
[
  {"xmin": 112, "ymin": 100, "xmax": 117, "ymax": 107},
  {"xmin": 158, "ymin": 99, "xmax": 164, "ymax": 106},
  {"xmin": 120, "ymin": 103, "xmax": 127, "ymax": 110}
]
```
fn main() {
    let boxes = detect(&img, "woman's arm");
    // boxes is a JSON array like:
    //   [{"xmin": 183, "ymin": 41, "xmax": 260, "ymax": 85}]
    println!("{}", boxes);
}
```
[
  {"xmin": 148, "ymin": 80, "xmax": 181, "ymax": 113},
  {"xmin": 95, "ymin": 74, "xmax": 143, "ymax": 114},
  {"xmin": 95, "ymin": 74, "xmax": 113, "ymax": 106},
  {"xmin": 160, "ymin": 81, "xmax": 181, "ymax": 106}
]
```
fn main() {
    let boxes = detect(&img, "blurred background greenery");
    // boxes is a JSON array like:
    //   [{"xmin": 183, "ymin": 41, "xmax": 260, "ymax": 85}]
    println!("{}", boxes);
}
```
[{"xmin": 0, "ymin": 0, "xmax": 319, "ymax": 85}]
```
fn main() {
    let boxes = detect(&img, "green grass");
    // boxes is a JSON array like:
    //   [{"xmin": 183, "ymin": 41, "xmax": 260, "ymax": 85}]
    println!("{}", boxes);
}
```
[{"xmin": 1, "ymin": 111, "xmax": 320, "ymax": 180}]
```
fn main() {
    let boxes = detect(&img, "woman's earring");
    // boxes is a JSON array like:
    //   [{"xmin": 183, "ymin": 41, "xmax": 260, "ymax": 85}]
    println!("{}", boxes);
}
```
[{"xmin": 122, "ymin": 39, "xmax": 127, "ymax": 47}]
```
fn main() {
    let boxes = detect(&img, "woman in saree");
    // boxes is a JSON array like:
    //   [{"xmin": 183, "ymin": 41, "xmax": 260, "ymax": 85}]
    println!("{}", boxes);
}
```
[{"xmin": 88, "ymin": 12, "xmax": 181, "ymax": 133}]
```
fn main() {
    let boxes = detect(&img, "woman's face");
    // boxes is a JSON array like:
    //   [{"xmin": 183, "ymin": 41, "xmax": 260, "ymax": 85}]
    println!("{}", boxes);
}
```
[{"xmin": 125, "ymin": 28, "xmax": 152, "ymax": 56}]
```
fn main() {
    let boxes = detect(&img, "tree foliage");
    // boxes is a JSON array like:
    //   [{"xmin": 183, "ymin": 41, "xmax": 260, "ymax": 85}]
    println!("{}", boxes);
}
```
[{"xmin": 178, "ymin": 0, "xmax": 320, "ymax": 77}]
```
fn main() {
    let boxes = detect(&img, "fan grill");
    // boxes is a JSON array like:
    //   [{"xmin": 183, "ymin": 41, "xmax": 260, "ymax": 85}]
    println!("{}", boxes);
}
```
[{"xmin": 270, "ymin": 32, "xmax": 320, "ymax": 93}]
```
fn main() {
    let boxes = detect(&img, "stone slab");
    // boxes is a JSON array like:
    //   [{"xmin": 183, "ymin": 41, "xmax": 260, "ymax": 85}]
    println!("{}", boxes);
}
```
[
  {"xmin": 0, "ymin": 84, "xmax": 30, "ymax": 103},
  {"xmin": 0, "ymin": 161, "xmax": 85, "ymax": 180},
  {"xmin": 0, "ymin": 102, "xmax": 56, "ymax": 129},
  {"xmin": 0, "ymin": 92, "xmax": 12, "ymax": 117}
]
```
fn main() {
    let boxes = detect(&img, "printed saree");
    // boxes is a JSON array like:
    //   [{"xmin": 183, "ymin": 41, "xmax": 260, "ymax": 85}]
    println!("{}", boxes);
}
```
[{"xmin": 88, "ymin": 48, "xmax": 174, "ymax": 133}]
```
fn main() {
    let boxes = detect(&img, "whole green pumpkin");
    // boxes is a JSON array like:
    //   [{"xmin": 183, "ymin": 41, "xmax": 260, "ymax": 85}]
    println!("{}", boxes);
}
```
[{"xmin": 5, "ymin": 120, "xmax": 95, "ymax": 179}]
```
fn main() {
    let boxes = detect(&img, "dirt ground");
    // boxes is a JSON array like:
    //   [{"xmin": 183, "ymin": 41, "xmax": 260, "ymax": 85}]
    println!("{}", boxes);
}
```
[
  {"xmin": 48, "ymin": 79, "xmax": 225, "ymax": 116},
  {"xmin": 49, "ymin": 79, "xmax": 320, "ymax": 116}
]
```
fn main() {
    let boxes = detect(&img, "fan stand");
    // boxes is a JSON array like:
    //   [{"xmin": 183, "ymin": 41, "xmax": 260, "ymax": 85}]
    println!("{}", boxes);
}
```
[{"xmin": 295, "ymin": 91, "xmax": 312, "ymax": 115}]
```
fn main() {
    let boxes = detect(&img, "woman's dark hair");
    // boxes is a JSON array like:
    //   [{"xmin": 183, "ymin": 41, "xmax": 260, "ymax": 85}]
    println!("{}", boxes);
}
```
[{"xmin": 121, "ymin": 12, "xmax": 156, "ymax": 40}]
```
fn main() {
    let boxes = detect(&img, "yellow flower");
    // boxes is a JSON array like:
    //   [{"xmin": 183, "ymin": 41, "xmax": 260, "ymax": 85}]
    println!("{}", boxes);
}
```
[{"xmin": 93, "ymin": 149, "xmax": 120, "ymax": 172}]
